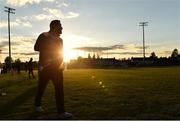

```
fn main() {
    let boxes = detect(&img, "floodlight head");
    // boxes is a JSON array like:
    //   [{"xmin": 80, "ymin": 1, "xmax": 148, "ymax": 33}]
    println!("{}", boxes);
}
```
[
  {"xmin": 4, "ymin": 6, "xmax": 15, "ymax": 11},
  {"xmin": 139, "ymin": 22, "xmax": 148, "ymax": 26}
]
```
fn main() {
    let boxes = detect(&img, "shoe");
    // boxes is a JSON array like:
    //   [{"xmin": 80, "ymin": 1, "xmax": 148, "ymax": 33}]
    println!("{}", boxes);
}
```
[
  {"xmin": 35, "ymin": 106, "xmax": 44, "ymax": 112},
  {"xmin": 58, "ymin": 112, "xmax": 73, "ymax": 119}
]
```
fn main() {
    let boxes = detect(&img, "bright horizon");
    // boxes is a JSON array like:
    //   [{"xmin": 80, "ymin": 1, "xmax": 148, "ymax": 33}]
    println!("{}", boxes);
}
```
[{"xmin": 0, "ymin": 0, "xmax": 180, "ymax": 62}]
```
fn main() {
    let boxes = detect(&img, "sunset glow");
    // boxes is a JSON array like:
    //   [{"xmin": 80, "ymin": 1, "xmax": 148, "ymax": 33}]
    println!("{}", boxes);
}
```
[{"xmin": 63, "ymin": 47, "xmax": 77, "ymax": 62}]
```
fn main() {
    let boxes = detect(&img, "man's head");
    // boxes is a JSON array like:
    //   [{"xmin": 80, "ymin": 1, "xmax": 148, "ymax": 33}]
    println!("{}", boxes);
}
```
[{"xmin": 50, "ymin": 20, "xmax": 63, "ymax": 36}]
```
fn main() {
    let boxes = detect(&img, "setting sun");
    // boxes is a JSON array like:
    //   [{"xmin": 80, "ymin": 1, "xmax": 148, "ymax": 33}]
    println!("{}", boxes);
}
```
[
  {"xmin": 62, "ymin": 34, "xmax": 90, "ymax": 62},
  {"xmin": 63, "ymin": 47, "xmax": 77, "ymax": 62}
]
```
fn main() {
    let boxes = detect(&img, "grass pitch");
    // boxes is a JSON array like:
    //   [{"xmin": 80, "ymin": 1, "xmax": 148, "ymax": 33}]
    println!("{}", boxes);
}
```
[{"xmin": 0, "ymin": 66, "xmax": 180, "ymax": 119}]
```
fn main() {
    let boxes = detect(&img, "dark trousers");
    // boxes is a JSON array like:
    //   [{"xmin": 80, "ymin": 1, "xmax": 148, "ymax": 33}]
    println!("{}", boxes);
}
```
[
  {"xmin": 29, "ymin": 69, "xmax": 35, "ymax": 79},
  {"xmin": 35, "ymin": 66, "xmax": 65, "ymax": 113}
]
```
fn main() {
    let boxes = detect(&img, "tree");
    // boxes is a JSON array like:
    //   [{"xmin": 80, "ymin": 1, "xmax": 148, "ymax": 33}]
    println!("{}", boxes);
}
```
[
  {"xmin": 171, "ymin": 48, "xmax": 178, "ymax": 58},
  {"xmin": 150, "ymin": 52, "xmax": 157, "ymax": 58},
  {"xmin": 4, "ymin": 56, "xmax": 13, "ymax": 70}
]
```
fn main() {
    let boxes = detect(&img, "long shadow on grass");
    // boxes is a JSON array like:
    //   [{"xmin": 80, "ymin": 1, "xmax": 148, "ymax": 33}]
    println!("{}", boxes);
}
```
[
  {"xmin": 0, "ymin": 86, "xmax": 37, "ymax": 119},
  {"xmin": 0, "ymin": 78, "xmax": 32, "ymax": 89}
]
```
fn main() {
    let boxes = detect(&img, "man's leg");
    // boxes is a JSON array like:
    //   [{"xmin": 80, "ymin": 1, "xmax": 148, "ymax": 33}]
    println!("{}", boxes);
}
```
[
  {"xmin": 32, "ymin": 70, "xmax": 35, "ymax": 78},
  {"xmin": 28, "ymin": 70, "xmax": 31, "ymax": 79},
  {"xmin": 51, "ymin": 70, "xmax": 65, "ymax": 114},
  {"xmin": 35, "ymin": 69, "xmax": 49, "ymax": 107},
  {"xmin": 31, "ymin": 70, "xmax": 35, "ymax": 78}
]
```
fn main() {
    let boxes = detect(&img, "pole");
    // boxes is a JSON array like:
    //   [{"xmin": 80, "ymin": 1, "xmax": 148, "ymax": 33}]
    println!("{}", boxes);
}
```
[
  {"xmin": 107, "ymin": 48, "xmax": 108, "ymax": 58},
  {"xmin": 8, "ymin": 9, "xmax": 11, "ymax": 69},
  {"xmin": 143, "ymin": 25, "xmax": 145, "ymax": 60},
  {"xmin": 139, "ymin": 22, "xmax": 148, "ymax": 61},
  {"xmin": 4, "ymin": 6, "xmax": 15, "ymax": 70}
]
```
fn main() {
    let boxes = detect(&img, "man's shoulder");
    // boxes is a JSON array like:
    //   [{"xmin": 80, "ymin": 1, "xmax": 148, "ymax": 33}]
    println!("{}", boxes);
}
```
[
  {"xmin": 40, "ymin": 32, "xmax": 50, "ymax": 37},
  {"xmin": 37, "ymin": 32, "xmax": 50, "ymax": 41}
]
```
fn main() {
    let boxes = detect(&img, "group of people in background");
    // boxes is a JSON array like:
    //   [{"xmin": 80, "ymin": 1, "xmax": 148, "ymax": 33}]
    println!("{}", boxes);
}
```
[{"xmin": 1, "ymin": 58, "xmax": 35, "ymax": 79}]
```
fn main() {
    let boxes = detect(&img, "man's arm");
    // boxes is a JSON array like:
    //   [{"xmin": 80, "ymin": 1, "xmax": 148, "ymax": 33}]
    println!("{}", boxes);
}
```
[
  {"xmin": 59, "ymin": 38, "xmax": 64, "ymax": 70},
  {"xmin": 34, "ymin": 34, "xmax": 44, "ymax": 51},
  {"xmin": 60, "ymin": 38, "xmax": 63, "ymax": 59}
]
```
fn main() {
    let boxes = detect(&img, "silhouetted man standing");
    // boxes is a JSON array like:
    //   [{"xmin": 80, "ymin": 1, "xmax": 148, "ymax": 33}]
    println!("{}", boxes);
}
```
[
  {"xmin": 34, "ymin": 20, "xmax": 72, "ymax": 119},
  {"xmin": 28, "ymin": 58, "xmax": 35, "ymax": 79}
]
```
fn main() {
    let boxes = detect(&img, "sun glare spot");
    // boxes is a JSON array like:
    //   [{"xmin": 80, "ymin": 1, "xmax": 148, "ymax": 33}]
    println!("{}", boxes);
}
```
[
  {"xmin": 63, "ymin": 48, "xmax": 77, "ymax": 62},
  {"xmin": 91, "ymin": 75, "xmax": 95, "ymax": 79}
]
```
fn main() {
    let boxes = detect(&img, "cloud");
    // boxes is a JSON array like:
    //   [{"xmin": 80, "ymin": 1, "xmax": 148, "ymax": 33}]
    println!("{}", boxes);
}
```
[
  {"xmin": 163, "ymin": 51, "xmax": 171, "ymax": 55},
  {"xmin": 62, "ymin": 2, "xmax": 69, "ymax": 7},
  {"xmin": 0, "ymin": 21, "xmax": 8, "ymax": 28},
  {"xmin": 31, "ymin": 8, "xmax": 80, "ymax": 21},
  {"xmin": 20, "ymin": 52, "xmax": 38, "ymax": 55},
  {"xmin": 0, "ymin": 18, "xmax": 32, "ymax": 28},
  {"xmin": 42, "ymin": 8, "xmax": 80, "ymax": 19},
  {"xmin": 6, "ymin": 0, "xmax": 55, "ymax": 7},
  {"xmin": 57, "ymin": 2, "xmax": 69, "ymax": 8},
  {"xmin": 134, "ymin": 45, "xmax": 150, "ymax": 49},
  {"xmin": 66, "ymin": 12, "xmax": 80, "ymax": 18},
  {"xmin": 2, "ymin": 2, "xmax": 80, "ymax": 25},
  {"xmin": 1, "ymin": 52, "xmax": 38, "ymax": 56},
  {"xmin": 0, "ymin": 41, "xmax": 21, "ymax": 48},
  {"xmin": 0, "ymin": 20, "xmax": 24, "ymax": 28},
  {"xmin": 0, "ymin": 35, "xmax": 37, "ymax": 61},
  {"xmin": 73, "ymin": 47, "xmax": 110, "ymax": 52},
  {"xmin": 6, "ymin": 0, "xmax": 41, "ymax": 6},
  {"xmin": 110, "ymin": 45, "xmax": 126, "ymax": 49},
  {"xmin": 43, "ymin": 8, "xmax": 65, "ymax": 18},
  {"xmin": 101, "ymin": 52, "xmax": 146, "ymax": 55},
  {"xmin": 157, "ymin": 51, "xmax": 172, "ymax": 55},
  {"xmin": 72, "ymin": 44, "xmax": 154, "ymax": 58},
  {"xmin": 15, "ymin": 18, "xmax": 32, "ymax": 27},
  {"xmin": 34, "ymin": 14, "xmax": 53, "ymax": 21},
  {"xmin": 73, "ymin": 44, "xmax": 132, "ymax": 52},
  {"xmin": 46, "ymin": 0, "xmax": 54, "ymax": 2},
  {"xmin": 0, "ymin": 35, "xmax": 36, "ymax": 53}
]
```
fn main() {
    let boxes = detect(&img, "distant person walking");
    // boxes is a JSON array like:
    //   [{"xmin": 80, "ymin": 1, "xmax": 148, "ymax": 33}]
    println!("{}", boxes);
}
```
[
  {"xmin": 28, "ymin": 58, "xmax": 35, "ymax": 79},
  {"xmin": 34, "ymin": 20, "xmax": 72, "ymax": 119},
  {"xmin": 25, "ymin": 61, "xmax": 28, "ymax": 73}
]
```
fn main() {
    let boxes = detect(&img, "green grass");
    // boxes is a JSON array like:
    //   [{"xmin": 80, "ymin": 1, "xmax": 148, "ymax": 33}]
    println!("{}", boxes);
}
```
[{"xmin": 0, "ymin": 66, "xmax": 180, "ymax": 119}]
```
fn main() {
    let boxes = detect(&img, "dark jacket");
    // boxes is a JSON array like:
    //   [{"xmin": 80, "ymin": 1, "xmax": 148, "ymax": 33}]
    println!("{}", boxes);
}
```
[{"xmin": 34, "ymin": 32, "xmax": 63, "ymax": 69}]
